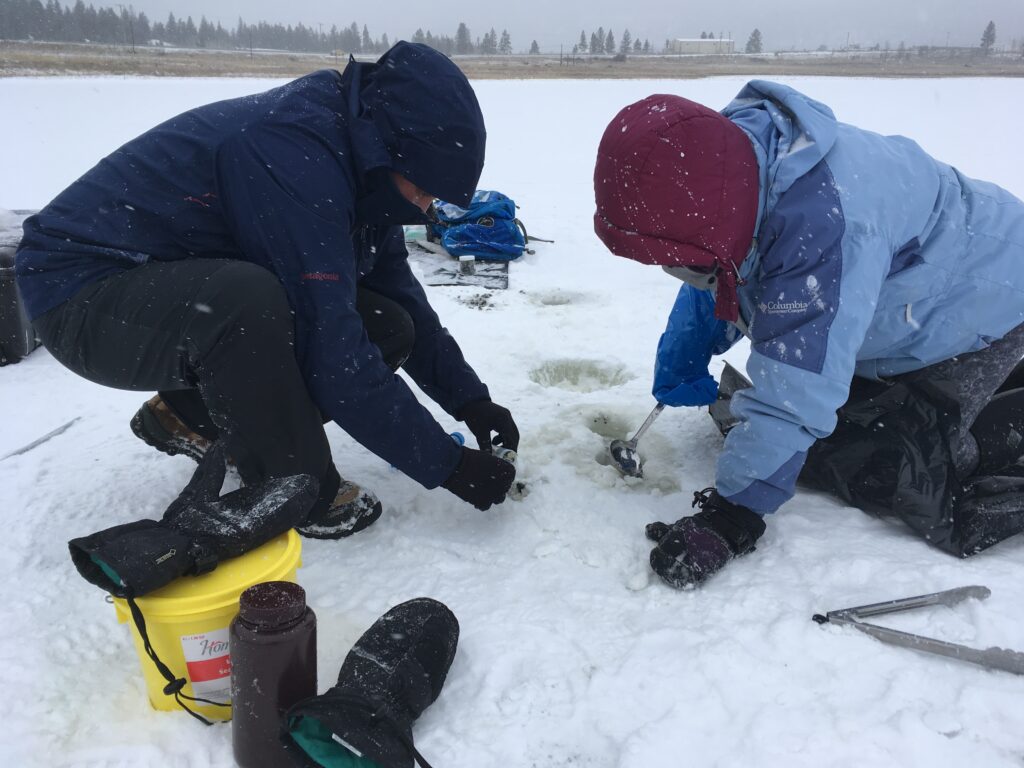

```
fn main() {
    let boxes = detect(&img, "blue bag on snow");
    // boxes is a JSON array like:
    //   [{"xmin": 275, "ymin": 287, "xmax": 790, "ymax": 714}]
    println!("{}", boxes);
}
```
[
  {"xmin": 653, "ymin": 284, "xmax": 740, "ymax": 407},
  {"xmin": 430, "ymin": 190, "xmax": 527, "ymax": 260}
]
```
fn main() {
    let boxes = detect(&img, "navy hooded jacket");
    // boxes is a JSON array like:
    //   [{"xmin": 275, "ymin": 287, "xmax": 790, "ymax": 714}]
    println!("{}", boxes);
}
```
[{"xmin": 16, "ymin": 43, "xmax": 490, "ymax": 488}]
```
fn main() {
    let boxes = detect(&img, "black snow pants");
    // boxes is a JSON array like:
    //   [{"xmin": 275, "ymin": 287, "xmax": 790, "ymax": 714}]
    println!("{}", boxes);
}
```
[
  {"xmin": 799, "ymin": 323, "xmax": 1024, "ymax": 556},
  {"xmin": 34, "ymin": 259, "xmax": 414, "ymax": 512}
]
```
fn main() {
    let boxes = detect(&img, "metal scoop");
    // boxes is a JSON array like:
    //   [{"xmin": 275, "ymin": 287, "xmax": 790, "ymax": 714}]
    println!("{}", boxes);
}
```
[{"xmin": 609, "ymin": 403, "xmax": 665, "ymax": 478}]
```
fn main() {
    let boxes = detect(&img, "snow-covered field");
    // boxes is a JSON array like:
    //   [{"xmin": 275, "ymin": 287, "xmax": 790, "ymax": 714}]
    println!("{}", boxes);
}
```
[{"xmin": 2, "ymin": 76, "xmax": 1023, "ymax": 767}]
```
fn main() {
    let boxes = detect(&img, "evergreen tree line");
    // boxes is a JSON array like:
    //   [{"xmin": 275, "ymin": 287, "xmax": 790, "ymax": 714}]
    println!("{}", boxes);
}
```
[
  {"xmin": 412, "ymin": 23, "xmax": 513, "ymax": 56},
  {"xmin": 0, "ymin": 0, "xmax": 524, "ymax": 54},
  {"xmin": 574, "ymin": 27, "xmax": 652, "ymax": 55},
  {"xmin": 0, "ymin": 0, "xmax": 392, "ymax": 53},
  {"xmin": 0, "ymin": 1, "xmax": 1012, "ymax": 58}
]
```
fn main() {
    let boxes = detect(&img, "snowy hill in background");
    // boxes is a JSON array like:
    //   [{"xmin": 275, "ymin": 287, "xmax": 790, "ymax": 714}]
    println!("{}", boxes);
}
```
[{"xmin": 1, "ymin": 76, "xmax": 1023, "ymax": 767}]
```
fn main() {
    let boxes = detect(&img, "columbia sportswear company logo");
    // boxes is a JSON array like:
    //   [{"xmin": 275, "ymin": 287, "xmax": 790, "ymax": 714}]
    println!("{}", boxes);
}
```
[{"xmin": 760, "ymin": 299, "xmax": 810, "ymax": 315}]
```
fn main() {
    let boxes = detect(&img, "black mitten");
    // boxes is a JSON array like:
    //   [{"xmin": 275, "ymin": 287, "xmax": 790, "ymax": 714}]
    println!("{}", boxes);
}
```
[
  {"xmin": 646, "ymin": 488, "xmax": 766, "ymax": 589},
  {"xmin": 458, "ymin": 398, "xmax": 520, "ymax": 451},
  {"xmin": 69, "ymin": 441, "xmax": 318, "ymax": 598},
  {"xmin": 284, "ymin": 598, "xmax": 459, "ymax": 768},
  {"xmin": 442, "ymin": 446, "xmax": 516, "ymax": 510}
]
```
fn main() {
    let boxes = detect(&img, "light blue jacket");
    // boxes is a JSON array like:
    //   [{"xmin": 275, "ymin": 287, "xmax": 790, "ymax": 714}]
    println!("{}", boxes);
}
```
[{"xmin": 656, "ymin": 80, "xmax": 1024, "ymax": 513}]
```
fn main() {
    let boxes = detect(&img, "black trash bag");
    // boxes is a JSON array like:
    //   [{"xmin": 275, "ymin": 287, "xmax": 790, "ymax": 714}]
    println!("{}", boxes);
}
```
[{"xmin": 710, "ymin": 363, "xmax": 1024, "ymax": 557}]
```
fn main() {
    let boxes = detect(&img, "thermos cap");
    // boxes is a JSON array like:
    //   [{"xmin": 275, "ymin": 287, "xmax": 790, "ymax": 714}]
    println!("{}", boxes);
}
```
[{"xmin": 238, "ymin": 581, "xmax": 307, "ymax": 629}]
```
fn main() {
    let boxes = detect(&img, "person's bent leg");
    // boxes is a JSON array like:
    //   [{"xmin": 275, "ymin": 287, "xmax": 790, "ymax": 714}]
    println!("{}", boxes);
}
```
[
  {"xmin": 158, "ymin": 389, "xmax": 221, "ymax": 442},
  {"xmin": 278, "ymin": 285, "xmax": 410, "ymax": 538},
  {"xmin": 34, "ymin": 259, "xmax": 335, "ymax": 495},
  {"xmin": 356, "ymin": 286, "xmax": 415, "ymax": 372},
  {"xmin": 898, "ymin": 322, "xmax": 1024, "ymax": 475},
  {"xmin": 997, "ymin": 358, "xmax": 1024, "ymax": 394},
  {"xmin": 968, "ymin": 387, "xmax": 1024, "ymax": 474}
]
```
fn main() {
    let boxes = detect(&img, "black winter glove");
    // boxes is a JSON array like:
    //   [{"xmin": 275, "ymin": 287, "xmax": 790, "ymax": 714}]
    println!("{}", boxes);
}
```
[
  {"xmin": 284, "ymin": 598, "xmax": 459, "ymax": 768},
  {"xmin": 442, "ymin": 446, "xmax": 516, "ymax": 511},
  {"xmin": 646, "ymin": 488, "xmax": 766, "ymax": 589},
  {"xmin": 69, "ymin": 442, "xmax": 318, "ymax": 598},
  {"xmin": 458, "ymin": 398, "xmax": 520, "ymax": 452}
]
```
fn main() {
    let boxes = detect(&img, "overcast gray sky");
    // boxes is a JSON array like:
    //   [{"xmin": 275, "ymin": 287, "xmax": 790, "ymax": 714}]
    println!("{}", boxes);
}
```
[{"xmin": 121, "ymin": 0, "xmax": 1022, "ymax": 52}]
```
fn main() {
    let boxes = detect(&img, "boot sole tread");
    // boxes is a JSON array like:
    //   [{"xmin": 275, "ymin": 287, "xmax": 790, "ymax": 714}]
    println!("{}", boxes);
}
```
[
  {"xmin": 130, "ymin": 404, "xmax": 207, "ymax": 463},
  {"xmin": 297, "ymin": 501, "xmax": 383, "ymax": 540}
]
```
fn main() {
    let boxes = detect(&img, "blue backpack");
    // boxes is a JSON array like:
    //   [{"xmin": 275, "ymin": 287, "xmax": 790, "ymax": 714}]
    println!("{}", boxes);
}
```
[{"xmin": 429, "ymin": 190, "xmax": 529, "ymax": 260}]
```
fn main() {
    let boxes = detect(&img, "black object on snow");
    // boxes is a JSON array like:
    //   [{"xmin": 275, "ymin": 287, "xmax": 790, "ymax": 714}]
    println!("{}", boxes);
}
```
[
  {"xmin": 283, "ymin": 598, "xmax": 460, "ymax": 768},
  {"xmin": 0, "ymin": 214, "xmax": 39, "ymax": 366},
  {"xmin": 711, "ymin": 363, "xmax": 1024, "ymax": 557},
  {"xmin": 68, "ymin": 441, "xmax": 317, "ymax": 598},
  {"xmin": 646, "ymin": 487, "xmax": 765, "ymax": 588}
]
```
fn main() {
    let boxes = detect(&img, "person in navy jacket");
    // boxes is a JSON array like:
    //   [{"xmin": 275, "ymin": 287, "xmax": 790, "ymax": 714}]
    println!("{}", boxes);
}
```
[
  {"xmin": 17, "ymin": 42, "xmax": 520, "ymax": 537},
  {"xmin": 594, "ymin": 82, "xmax": 1024, "ymax": 587}
]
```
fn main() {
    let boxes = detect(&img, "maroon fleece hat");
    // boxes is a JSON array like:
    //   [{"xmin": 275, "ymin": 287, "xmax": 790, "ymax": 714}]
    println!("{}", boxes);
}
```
[{"xmin": 593, "ymin": 94, "xmax": 759, "ymax": 321}]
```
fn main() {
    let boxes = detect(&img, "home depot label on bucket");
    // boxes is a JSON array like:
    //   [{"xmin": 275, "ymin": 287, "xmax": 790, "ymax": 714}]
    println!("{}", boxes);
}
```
[{"xmin": 181, "ymin": 628, "xmax": 232, "ymax": 703}]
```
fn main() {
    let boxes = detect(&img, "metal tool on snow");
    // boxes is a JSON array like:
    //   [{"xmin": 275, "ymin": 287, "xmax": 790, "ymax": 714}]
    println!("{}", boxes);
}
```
[
  {"xmin": 1, "ymin": 416, "xmax": 81, "ymax": 461},
  {"xmin": 813, "ymin": 585, "xmax": 1024, "ymax": 675},
  {"xmin": 609, "ymin": 403, "xmax": 666, "ymax": 478}
]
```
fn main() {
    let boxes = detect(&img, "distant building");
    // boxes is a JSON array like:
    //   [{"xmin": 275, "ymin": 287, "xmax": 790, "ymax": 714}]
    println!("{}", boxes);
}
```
[{"xmin": 669, "ymin": 38, "xmax": 735, "ymax": 54}]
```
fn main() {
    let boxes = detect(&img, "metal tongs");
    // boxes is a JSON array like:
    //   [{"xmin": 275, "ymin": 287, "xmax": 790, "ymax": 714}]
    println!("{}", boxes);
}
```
[{"xmin": 813, "ymin": 585, "xmax": 1024, "ymax": 675}]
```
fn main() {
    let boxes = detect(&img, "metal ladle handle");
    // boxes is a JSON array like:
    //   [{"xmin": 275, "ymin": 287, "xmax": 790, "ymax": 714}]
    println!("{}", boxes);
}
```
[{"xmin": 629, "ymin": 403, "xmax": 665, "ymax": 444}]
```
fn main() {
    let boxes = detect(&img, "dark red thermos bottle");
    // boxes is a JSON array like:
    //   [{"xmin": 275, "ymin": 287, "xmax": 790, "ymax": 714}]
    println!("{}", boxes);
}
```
[{"xmin": 230, "ymin": 581, "xmax": 317, "ymax": 767}]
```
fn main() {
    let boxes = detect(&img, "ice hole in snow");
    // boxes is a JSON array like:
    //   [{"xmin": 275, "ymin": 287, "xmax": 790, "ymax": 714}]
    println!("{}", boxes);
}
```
[
  {"xmin": 528, "ymin": 290, "xmax": 592, "ymax": 307},
  {"xmin": 528, "ymin": 360, "xmax": 633, "ymax": 392}
]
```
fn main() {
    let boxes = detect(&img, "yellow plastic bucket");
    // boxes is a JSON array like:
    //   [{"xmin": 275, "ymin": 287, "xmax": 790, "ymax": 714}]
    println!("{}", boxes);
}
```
[{"xmin": 113, "ymin": 529, "xmax": 303, "ymax": 720}]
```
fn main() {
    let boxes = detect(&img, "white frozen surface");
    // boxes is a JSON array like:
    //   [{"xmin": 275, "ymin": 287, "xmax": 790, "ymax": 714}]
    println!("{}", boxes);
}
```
[{"xmin": 1, "ymin": 76, "xmax": 1023, "ymax": 767}]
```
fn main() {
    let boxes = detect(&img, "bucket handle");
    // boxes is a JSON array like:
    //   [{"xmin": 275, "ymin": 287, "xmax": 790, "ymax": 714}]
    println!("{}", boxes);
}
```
[{"xmin": 125, "ymin": 593, "xmax": 230, "ymax": 726}]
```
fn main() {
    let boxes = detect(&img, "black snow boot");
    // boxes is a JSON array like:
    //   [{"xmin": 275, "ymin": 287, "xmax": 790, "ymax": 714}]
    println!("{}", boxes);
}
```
[
  {"xmin": 69, "ymin": 441, "xmax": 317, "ymax": 598},
  {"xmin": 297, "ymin": 465, "xmax": 383, "ymax": 540},
  {"xmin": 283, "ymin": 598, "xmax": 460, "ymax": 768}
]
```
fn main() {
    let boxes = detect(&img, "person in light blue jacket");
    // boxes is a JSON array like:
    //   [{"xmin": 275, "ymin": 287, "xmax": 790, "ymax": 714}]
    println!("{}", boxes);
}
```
[{"xmin": 594, "ymin": 81, "xmax": 1024, "ymax": 588}]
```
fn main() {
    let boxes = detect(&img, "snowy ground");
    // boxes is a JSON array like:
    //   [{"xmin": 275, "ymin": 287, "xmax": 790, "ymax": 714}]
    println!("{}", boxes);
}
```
[{"xmin": 2, "ymin": 76, "xmax": 1023, "ymax": 767}]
